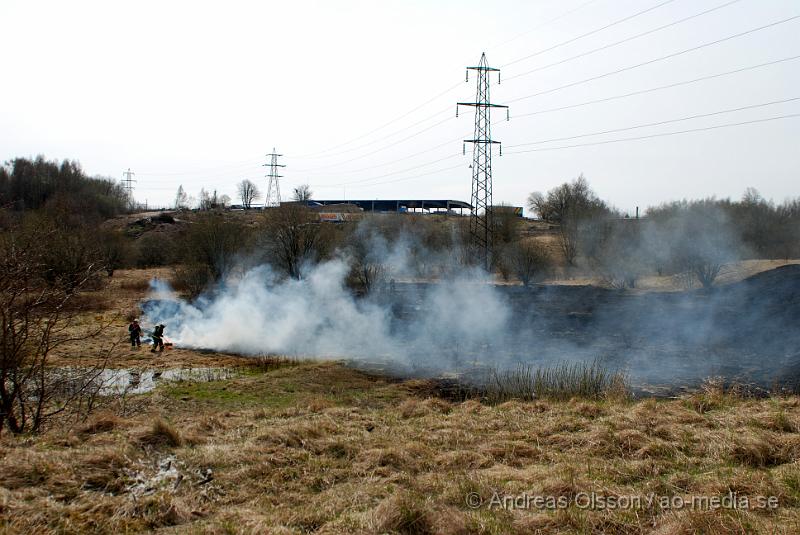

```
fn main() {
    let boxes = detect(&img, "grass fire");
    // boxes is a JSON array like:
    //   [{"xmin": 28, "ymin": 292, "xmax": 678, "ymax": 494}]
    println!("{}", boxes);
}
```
[{"xmin": 3, "ymin": 2, "xmax": 800, "ymax": 532}]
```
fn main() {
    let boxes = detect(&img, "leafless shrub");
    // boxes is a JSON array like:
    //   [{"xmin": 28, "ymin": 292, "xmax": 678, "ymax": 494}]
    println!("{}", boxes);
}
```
[
  {"xmin": 0, "ymin": 232, "xmax": 117, "ymax": 434},
  {"xmin": 500, "ymin": 240, "xmax": 552, "ymax": 286}
]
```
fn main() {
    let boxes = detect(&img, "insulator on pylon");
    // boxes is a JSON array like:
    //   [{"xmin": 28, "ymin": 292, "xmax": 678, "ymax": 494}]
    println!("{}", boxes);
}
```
[
  {"xmin": 456, "ymin": 105, "xmax": 459, "ymax": 118},
  {"xmin": 506, "ymin": 109, "xmax": 510, "ymax": 121},
  {"xmin": 498, "ymin": 72, "xmax": 501, "ymax": 84},
  {"xmin": 466, "ymin": 70, "xmax": 469, "ymax": 83},
  {"xmin": 500, "ymin": 145, "xmax": 503, "ymax": 156},
  {"xmin": 463, "ymin": 143, "xmax": 465, "ymax": 155}
]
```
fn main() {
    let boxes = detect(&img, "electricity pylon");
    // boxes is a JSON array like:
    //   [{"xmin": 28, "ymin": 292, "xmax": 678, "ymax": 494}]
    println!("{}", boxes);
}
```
[
  {"xmin": 457, "ymin": 52, "xmax": 509, "ymax": 271},
  {"xmin": 122, "ymin": 168, "xmax": 136, "ymax": 210},
  {"xmin": 263, "ymin": 148, "xmax": 285, "ymax": 207}
]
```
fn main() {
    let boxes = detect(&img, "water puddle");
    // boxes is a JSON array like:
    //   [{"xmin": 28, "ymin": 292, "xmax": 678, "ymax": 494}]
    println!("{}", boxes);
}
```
[{"xmin": 52, "ymin": 367, "xmax": 235, "ymax": 396}]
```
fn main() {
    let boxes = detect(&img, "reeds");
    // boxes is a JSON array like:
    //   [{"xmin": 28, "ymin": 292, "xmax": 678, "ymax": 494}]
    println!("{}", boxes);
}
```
[{"xmin": 484, "ymin": 360, "xmax": 628, "ymax": 402}]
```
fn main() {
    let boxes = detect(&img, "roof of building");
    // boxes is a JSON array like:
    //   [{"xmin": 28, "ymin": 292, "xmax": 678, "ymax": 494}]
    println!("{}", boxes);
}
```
[{"xmin": 306, "ymin": 199, "xmax": 472, "ymax": 211}]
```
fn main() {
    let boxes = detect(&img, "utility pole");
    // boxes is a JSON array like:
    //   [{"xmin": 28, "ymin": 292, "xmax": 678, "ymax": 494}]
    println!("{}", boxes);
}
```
[
  {"xmin": 122, "ymin": 168, "xmax": 137, "ymax": 210},
  {"xmin": 263, "ymin": 148, "xmax": 285, "ymax": 207},
  {"xmin": 457, "ymin": 52, "xmax": 509, "ymax": 271}
]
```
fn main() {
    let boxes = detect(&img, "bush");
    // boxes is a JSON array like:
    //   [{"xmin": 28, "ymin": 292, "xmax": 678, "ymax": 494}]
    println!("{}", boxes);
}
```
[
  {"xmin": 500, "ymin": 240, "xmax": 552, "ymax": 286},
  {"xmin": 136, "ymin": 233, "xmax": 172, "ymax": 268}
]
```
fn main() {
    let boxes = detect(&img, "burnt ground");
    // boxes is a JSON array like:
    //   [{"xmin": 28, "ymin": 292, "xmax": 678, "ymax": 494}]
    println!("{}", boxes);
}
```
[{"xmin": 381, "ymin": 265, "xmax": 800, "ymax": 391}]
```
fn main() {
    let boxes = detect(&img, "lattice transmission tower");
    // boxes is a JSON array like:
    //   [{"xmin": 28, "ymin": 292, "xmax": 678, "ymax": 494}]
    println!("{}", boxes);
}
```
[
  {"xmin": 263, "ymin": 148, "xmax": 285, "ymax": 207},
  {"xmin": 122, "ymin": 168, "xmax": 136, "ymax": 209},
  {"xmin": 457, "ymin": 52, "xmax": 509, "ymax": 270}
]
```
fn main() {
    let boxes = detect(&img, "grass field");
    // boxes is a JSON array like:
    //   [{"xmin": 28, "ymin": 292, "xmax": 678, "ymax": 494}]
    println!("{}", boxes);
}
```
[
  {"xmin": 3, "ymin": 267, "xmax": 800, "ymax": 533},
  {"xmin": 2, "ymin": 359, "xmax": 800, "ymax": 533}
]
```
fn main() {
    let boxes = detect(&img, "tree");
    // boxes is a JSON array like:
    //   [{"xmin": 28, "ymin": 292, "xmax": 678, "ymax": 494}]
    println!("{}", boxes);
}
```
[
  {"xmin": 238, "ymin": 179, "xmax": 261, "ymax": 209},
  {"xmin": 181, "ymin": 214, "xmax": 248, "ymax": 281},
  {"xmin": 0, "ymin": 223, "xmax": 110, "ymax": 434},
  {"xmin": 583, "ymin": 219, "xmax": 647, "ymax": 288},
  {"xmin": 261, "ymin": 204, "xmax": 329, "ymax": 279},
  {"xmin": 174, "ymin": 185, "xmax": 189, "ymax": 210},
  {"xmin": 98, "ymin": 229, "xmax": 130, "ymax": 277},
  {"xmin": 527, "ymin": 175, "xmax": 609, "ymax": 266},
  {"xmin": 198, "ymin": 188, "xmax": 213, "ymax": 211},
  {"xmin": 292, "ymin": 184, "xmax": 313, "ymax": 202},
  {"xmin": 646, "ymin": 200, "xmax": 741, "ymax": 288},
  {"xmin": 503, "ymin": 240, "xmax": 551, "ymax": 286}
]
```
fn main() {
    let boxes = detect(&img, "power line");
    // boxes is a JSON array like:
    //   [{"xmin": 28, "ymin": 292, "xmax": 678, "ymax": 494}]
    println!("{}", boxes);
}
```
[
  {"xmin": 293, "ymin": 101, "xmax": 456, "ymax": 161},
  {"xmin": 299, "ymin": 55, "xmax": 799, "ymax": 181},
  {"xmin": 506, "ymin": 97, "xmax": 800, "ymax": 148},
  {"xmin": 292, "ymin": 0, "xmax": 683, "ymax": 163},
  {"xmin": 309, "ymin": 153, "xmax": 462, "ymax": 188},
  {"xmin": 507, "ymin": 14, "xmax": 800, "ymax": 105},
  {"xmin": 294, "ymin": 0, "xmax": 612, "ymax": 160},
  {"xmin": 297, "ymin": 11, "xmax": 793, "ymax": 176},
  {"xmin": 504, "ymin": 113, "xmax": 800, "ymax": 155},
  {"xmin": 137, "ymin": 53, "xmax": 799, "ymax": 194},
  {"xmin": 292, "ymin": 111, "xmax": 456, "ymax": 172},
  {"xmin": 487, "ymin": 0, "xmax": 602, "ymax": 52},
  {"xmin": 318, "ymin": 113, "xmax": 799, "ymax": 192},
  {"xmin": 136, "ymin": 159, "xmax": 263, "ymax": 176},
  {"xmin": 313, "ymin": 101, "xmax": 799, "ymax": 191},
  {"xmin": 503, "ymin": 0, "xmax": 742, "ymax": 83},
  {"xmin": 297, "ymin": 135, "xmax": 467, "ymax": 177},
  {"xmin": 504, "ymin": 55, "xmax": 800, "ymax": 121},
  {"xmin": 313, "ymin": 163, "xmax": 465, "ymax": 189},
  {"xmin": 501, "ymin": 0, "xmax": 679, "ymax": 68}
]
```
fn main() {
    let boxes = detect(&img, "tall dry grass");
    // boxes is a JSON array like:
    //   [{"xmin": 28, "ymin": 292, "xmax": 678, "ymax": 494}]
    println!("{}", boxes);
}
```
[{"xmin": 484, "ymin": 360, "xmax": 629, "ymax": 402}]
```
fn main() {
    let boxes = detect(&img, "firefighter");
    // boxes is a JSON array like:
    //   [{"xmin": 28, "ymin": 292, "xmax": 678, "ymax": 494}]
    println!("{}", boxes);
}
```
[
  {"xmin": 151, "ymin": 323, "xmax": 165, "ymax": 353},
  {"xmin": 128, "ymin": 319, "xmax": 142, "ymax": 348}
]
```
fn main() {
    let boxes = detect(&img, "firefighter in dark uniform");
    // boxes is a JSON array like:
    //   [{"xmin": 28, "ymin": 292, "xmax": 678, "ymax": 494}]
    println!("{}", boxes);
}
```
[
  {"xmin": 151, "ymin": 324, "xmax": 165, "ymax": 353},
  {"xmin": 128, "ymin": 319, "xmax": 142, "ymax": 348}
]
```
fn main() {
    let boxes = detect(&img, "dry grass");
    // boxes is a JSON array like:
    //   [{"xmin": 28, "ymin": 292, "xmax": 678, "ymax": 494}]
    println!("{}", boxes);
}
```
[
  {"xmin": 136, "ymin": 417, "xmax": 183, "ymax": 447},
  {"xmin": 2, "ymin": 361, "xmax": 800, "ymax": 534}
]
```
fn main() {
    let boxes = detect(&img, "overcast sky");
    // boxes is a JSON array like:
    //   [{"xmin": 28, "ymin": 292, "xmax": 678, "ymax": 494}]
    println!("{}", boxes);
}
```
[{"xmin": 1, "ymin": 0, "xmax": 798, "ymax": 213}]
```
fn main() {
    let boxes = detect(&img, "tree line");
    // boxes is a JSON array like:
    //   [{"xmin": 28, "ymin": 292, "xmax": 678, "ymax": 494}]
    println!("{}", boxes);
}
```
[{"xmin": 527, "ymin": 175, "xmax": 800, "ymax": 288}]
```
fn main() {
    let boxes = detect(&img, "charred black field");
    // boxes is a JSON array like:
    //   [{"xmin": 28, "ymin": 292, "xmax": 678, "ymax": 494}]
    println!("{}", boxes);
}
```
[{"xmin": 334, "ymin": 264, "xmax": 800, "ymax": 393}]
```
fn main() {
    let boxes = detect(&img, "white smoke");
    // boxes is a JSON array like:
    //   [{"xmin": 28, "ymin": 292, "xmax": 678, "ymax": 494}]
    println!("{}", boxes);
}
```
[
  {"xmin": 140, "ymin": 216, "xmax": 800, "ymax": 389},
  {"xmin": 142, "ymin": 256, "xmax": 511, "ymax": 371}
]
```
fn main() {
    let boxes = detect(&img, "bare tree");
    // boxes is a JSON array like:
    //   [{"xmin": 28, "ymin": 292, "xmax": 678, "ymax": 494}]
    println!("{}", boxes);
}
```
[
  {"xmin": 174, "ymin": 185, "xmax": 189, "ymax": 210},
  {"xmin": 262, "ymin": 204, "xmax": 329, "ymax": 279},
  {"xmin": 647, "ymin": 200, "xmax": 741, "ymax": 288},
  {"xmin": 527, "ymin": 175, "xmax": 609, "ymax": 266},
  {"xmin": 238, "ymin": 179, "xmax": 261, "ymax": 209},
  {"xmin": 198, "ymin": 188, "xmax": 213, "ymax": 211},
  {"xmin": 292, "ymin": 184, "xmax": 313, "ymax": 202}
]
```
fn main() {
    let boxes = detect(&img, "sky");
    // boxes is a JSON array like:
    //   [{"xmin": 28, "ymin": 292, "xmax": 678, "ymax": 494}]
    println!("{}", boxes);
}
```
[{"xmin": 1, "ymin": 0, "xmax": 798, "ymax": 214}]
